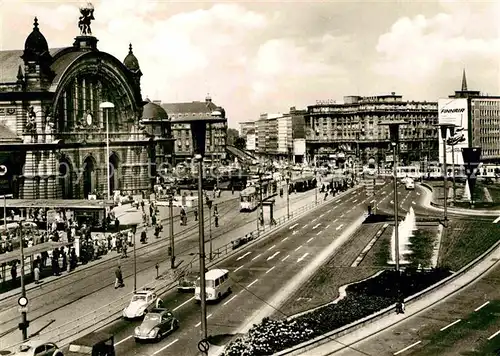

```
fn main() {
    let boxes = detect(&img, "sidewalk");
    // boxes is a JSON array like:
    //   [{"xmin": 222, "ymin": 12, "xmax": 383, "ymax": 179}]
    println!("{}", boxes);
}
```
[
  {"xmin": 419, "ymin": 182, "xmax": 500, "ymax": 216},
  {"xmin": 0, "ymin": 186, "xmax": 337, "ymax": 350},
  {"xmin": 299, "ymin": 234, "xmax": 500, "ymax": 355}
]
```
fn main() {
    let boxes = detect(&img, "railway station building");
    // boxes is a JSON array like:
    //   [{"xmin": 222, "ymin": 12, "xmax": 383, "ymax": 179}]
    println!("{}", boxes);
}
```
[{"xmin": 0, "ymin": 16, "xmax": 173, "ymax": 199}]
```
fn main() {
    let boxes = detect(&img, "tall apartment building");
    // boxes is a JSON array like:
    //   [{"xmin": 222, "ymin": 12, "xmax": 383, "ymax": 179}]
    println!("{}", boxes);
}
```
[
  {"xmin": 161, "ymin": 95, "xmax": 227, "ymax": 164},
  {"xmin": 305, "ymin": 93, "xmax": 439, "ymax": 166}
]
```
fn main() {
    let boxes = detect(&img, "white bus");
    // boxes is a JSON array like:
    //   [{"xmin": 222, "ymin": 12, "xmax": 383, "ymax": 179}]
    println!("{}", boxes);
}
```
[{"xmin": 194, "ymin": 269, "xmax": 231, "ymax": 302}]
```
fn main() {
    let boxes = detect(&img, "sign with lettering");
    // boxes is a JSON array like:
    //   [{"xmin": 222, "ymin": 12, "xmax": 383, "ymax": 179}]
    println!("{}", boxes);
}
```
[{"xmin": 316, "ymin": 99, "xmax": 336, "ymax": 105}]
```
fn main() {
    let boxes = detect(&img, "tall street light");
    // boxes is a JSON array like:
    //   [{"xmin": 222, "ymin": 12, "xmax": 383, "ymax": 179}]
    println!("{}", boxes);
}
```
[
  {"xmin": 437, "ymin": 123, "xmax": 456, "ymax": 226},
  {"xmin": 99, "ymin": 102, "xmax": 115, "ymax": 201},
  {"xmin": 381, "ymin": 121, "xmax": 405, "ymax": 272},
  {"xmin": 174, "ymin": 111, "xmax": 225, "ymax": 354}
]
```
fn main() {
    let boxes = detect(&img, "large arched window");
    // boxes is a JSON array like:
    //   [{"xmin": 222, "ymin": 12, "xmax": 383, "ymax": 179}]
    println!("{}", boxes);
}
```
[{"xmin": 54, "ymin": 74, "xmax": 134, "ymax": 134}]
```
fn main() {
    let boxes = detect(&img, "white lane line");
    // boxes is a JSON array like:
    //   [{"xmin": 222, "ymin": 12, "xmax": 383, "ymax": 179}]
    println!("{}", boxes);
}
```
[
  {"xmin": 295, "ymin": 245, "xmax": 303, "ymax": 251},
  {"xmin": 325, "ymin": 224, "xmax": 330, "ymax": 229},
  {"xmin": 328, "ymin": 209, "xmax": 332, "ymax": 213},
  {"xmin": 289, "ymin": 223, "xmax": 298, "ymax": 230},
  {"xmin": 412, "ymin": 201, "xmax": 416, "ymax": 205},
  {"xmin": 302, "ymin": 224, "xmax": 309, "ymax": 229},
  {"xmin": 488, "ymin": 329, "xmax": 500, "ymax": 340},
  {"xmin": 265, "ymin": 266, "xmax": 275, "ymax": 274},
  {"xmin": 417, "ymin": 192, "xmax": 420, "ymax": 196},
  {"xmin": 440, "ymin": 319, "xmax": 461, "ymax": 331},
  {"xmin": 247, "ymin": 279, "xmax": 259, "ymax": 288},
  {"xmin": 223, "ymin": 295, "xmax": 238, "ymax": 306},
  {"xmin": 306, "ymin": 237, "xmax": 314, "ymax": 243},
  {"xmin": 292, "ymin": 230, "xmax": 298, "ymax": 235},
  {"xmin": 267, "ymin": 251, "xmax": 280, "ymax": 261},
  {"xmin": 282, "ymin": 237, "xmax": 289, "ymax": 242},
  {"xmin": 316, "ymin": 231, "xmax": 322, "ymax": 236},
  {"xmin": 116, "ymin": 335, "xmax": 132, "ymax": 345},
  {"xmin": 475, "ymin": 301, "xmax": 490, "ymax": 311},
  {"xmin": 312, "ymin": 223, "xmax": 321, "ymax": 230},
  {"xmin": 394, "ymin": 341, "xmax": 421, "ymax": 355},
  {"xmin": 336, "ymin": 224, "xmax": 344, "ymax": 231},
  {"xmin": 319, "ymin": 213, "xmax": 325, "ymax": 218},
  {"xmin": 236, "ymin": 252, "xmax": 251, "ymax": 261},
  {"xmin": 297, "ymin": 252, "xmax": 309, "ymax": 263},
  {"xmin": 234, "ymin": 265, "xmax": 244, "ymax": 273},
  {"xmin": 493, "ymin": 216, "xmax": 500, "ymax": 224},
  {"xmin": 352, "ymin": 199, "xmax": 358, "ymax": 203},
  {"xmin": 390, "ymin": 200, "xmax": 394, "ymax": 204},
  {"xmin": 251, "ymin": 253, "xmax": 262, "ymax": 261},
  {"xmin": 370, "ymin": 200, "xmax": 375, "ymax": 204},
  {"xmin": 311, "ymin": 218, "xmax": 318, "ymax": 222},
  {"xmin": 172, "ymin": 296, "xmax": 195, "ymax": 312},
  {"xmin": 152, "ymin": 339, "xmax": 179, "ymax": 355},
  {"xmin": 282, "ymin": 255, "xmax": 290, "ymax": 262},
  {"xmin": 267, "ymin": 244, "xmax": 276, "ymax": 251}
]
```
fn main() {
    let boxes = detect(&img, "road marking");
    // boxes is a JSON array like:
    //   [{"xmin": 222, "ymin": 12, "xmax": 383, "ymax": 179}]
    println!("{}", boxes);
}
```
[
  {"xmin": 493, "ymin": 216, "xmax": 500, "ymax": 224},
  {"xmin": 247, "ymin": 279, "xmax": 259, "ymax": 288},
  {"xmin": 319, "ymin": 213, "xmax": 325, "ymax": 218},
  {"xmin": 237, "ymin": 252, "xmax": 251, "ymax": 261},
  {"xmin": 394, "ymin": 341, "xmax": 421, "ymax": 355},
  {"xmin": 172, "ymin": 297, "xmax": 195, "ymax": 312},
  {"xmin": 325, "ymin": 224, "xmax": 330, "ymax": 229},
  {"xmin": 316, "ymin": 231, "xmax": 322, "ymax": 236},
  {"xmin": 488, "ymin": 329, "xmax": 500, "ymax": 340},
  {"xmin": 311, "ymin": 218, "xmax": 317, "ymax": 222},
  {"xmin": 417, "ymin": 192, "xmax": 420, "ymax": 196},
  {"xmin": 312, "ymin": 223, "xmax": 321, "ymax": 229},
  {"xmin": 302, "ymin": 224, "xmax": 309, "ymax": 229},
  {"xmin": 412, "ymin": 201, "xmax": 416, "ymax": 205},
  {"xmin": 306, "ymin": 237, "xmax": 314, "ymax": 243},
  {"xmin": 336, "ymin": 224, "xmax": 344, "ymax": 231},
  {"xmin": 352, "ymin": 199, "xmax": 358, "ymax": 203},
  {"xmin": 223, "ymin": 295, "xmax": 238, "ymax": 306},
  {"xmin": 328, "ymin": 209, "xmax": 332, "ymax": 213},
  {"xmin": 475, "ymin": 301, "xmax": 490, "ymax": 311},
  {"xmin": 152, "ymin": 339, "xmax": 179, "ymax": 355},
  {"xmin": 267, "ymin": 251, "xmax": 280, "ymax": 261},
  {"xmin": 295, "ymin": 245, "xmax": 303, "ymax": 251},
  {"xmin": 251, "ymin": 253, "xmax": 262, "ymax": 261},
  {"xmin": 292, "ymin": 230, "xmax": 298, "ymax": 235},
  {"xmin": 267, "ymin": 244, "xmax": 276, "ymax": 251},
  {"xmin": 297, "ymin": 253, "xmax": 309, "ymax": 263},
  {"xmin": 390, "ymin": 200, "xmax": 394, "ymax": 204},
  {"xmin": 289, "ymin": 223, "xmax": 298, "ymax": 230},
  {"xmin": 282, "ymin": 255, "xmax": 290, "ymax": 262},
  {"xmin": 265, "ymin": 266, "xmax": 275, "ymax": 274},
  {"xmin": 370, "ymin": 200, "xmax": 375, "ymax": 204},
  {"xmin": 116, "ymin": 335, "xmax": 132, "ymax": 345},
  {"xmin": 282, "ymin": 237, "xmax": 289, "ymax": 242},
  {"xmin": 440, "ymin": 319, "xmax": 461, "ymax": 331},
  {"xmin": 195, "ymin": 315, "xmax": 213, "ymax": 327},
  {"xmin": 234, "ymin": 265, "xmax": 244, "ymax": 272}
]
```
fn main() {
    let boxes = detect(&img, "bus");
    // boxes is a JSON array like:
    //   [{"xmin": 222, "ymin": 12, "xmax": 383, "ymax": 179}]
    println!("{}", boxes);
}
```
[{"xmin": 194, "ymin": 269, "xmax": 231, "ymax": 302}]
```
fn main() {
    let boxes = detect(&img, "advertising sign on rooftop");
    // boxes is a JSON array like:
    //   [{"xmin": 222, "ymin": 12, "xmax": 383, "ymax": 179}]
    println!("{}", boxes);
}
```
[{"xmin": 438, "ymin": 98, "xmax": 469, "ymax": 165}]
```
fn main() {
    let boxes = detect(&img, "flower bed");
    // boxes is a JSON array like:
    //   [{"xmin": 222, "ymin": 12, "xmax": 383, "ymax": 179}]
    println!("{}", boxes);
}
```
[{"xmin": 222, "ymin": 268, "xmax": 451, "ymax": 356}]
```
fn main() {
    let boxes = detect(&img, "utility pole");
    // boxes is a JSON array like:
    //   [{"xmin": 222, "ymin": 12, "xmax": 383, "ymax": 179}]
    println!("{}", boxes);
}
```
[
  {"xmin": 19, "ymin": 220, "xmax": 28, "ymax": 340},
  {"xmin": 286, "ymin": 174, "xmax": 290, "ymax": 220},
  {"xmin": 209, "ymin": 203, "xmax": 212, "ymax": 261},
  {"xmin": 259, "ymin": 170, "xmax": 264, "ymax": 230},
  {"xmin": 169, "ymin": 187, "xmax": 175, "ymax": 269},
  {"xmin": 314, "ymin": 168, "xmax": 318, "ymax": 205},
  {"xmin": 133, "ymin": 226, "xmax": 137, "ymax": 292}
]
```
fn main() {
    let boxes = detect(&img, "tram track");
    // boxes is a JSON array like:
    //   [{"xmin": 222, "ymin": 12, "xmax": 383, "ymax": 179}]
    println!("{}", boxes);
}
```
[{"xmin": 0, "ymin": 190, "xmax": 312, "ymax": 339}]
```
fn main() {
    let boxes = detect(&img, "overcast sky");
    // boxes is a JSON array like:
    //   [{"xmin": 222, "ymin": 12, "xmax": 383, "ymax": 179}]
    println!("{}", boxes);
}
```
[{"xmin": 1, "ymin": 0, "xmax": 499, "ymax": 128}]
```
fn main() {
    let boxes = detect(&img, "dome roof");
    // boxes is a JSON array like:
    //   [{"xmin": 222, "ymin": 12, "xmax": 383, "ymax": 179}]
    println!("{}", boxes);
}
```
[
  {"xmin": 124, "ymin": 43, "xmax": 140, "ymax": 72},
  {"xmin": 23, "ymin": 17, "xmax": 50, "ymax": 60},
  {"xmin": 142, "ymin": 99, "xmax": 169, "ymax": 121}
]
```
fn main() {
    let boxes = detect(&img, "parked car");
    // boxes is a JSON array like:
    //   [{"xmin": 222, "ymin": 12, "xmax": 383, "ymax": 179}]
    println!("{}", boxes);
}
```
[
  {"xmin": 177, "ymin": 272, "xmax": 199, "ymax": 292},
  {"xmin": 123, "ymin": 288, "xmax": 158, "ymax": 319},
  {"xmin": 66, "ymin": 332, "xmax": 115, "ymax": 356},
  {"xmin": 11, "ymin": 341, "xmax": 62, "ymax": 356},
  {"xmin": 134, "ymin": 308, "xmax": 179, "ymax": 342}
]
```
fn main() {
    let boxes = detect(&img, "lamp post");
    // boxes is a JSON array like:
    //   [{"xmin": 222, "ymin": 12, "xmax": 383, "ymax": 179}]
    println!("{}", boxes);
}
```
[
  {"xmin": 381, "ymin": 121, "xmax": 405, "ymax": 272},
  {"xmin": 18, "ymin": 220, "xmax": 28, "ymax": 340},
  {"xmin": 314, "ymin": 167, "xmax": 318, "ymax": 205},
  {"xmin": 99, "ymin": 102, "xmax": 115, "ymax": 201},
  {"xmin": 286, "ymin": 171, "xmax": 290, "ymax": 220},
  {"xmin": 437, "ymin": 123, "xmax": 456, "ymax": 226},
  {"xmin": 173, "ymin": 112, "xmax": 225, "ymax": 354},
  {"xmin": 169, "ymin": 189, "xmax": 175, "ymax": 269}
]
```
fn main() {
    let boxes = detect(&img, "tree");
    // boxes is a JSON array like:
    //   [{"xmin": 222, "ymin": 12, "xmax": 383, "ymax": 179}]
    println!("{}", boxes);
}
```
[
  {"xmin": 227, "ymin": 128, "xmax": 239, "ymax": 146},
  {"xmin": 234, "ymin": 136, "xmax": 246, "ymax": 151}
]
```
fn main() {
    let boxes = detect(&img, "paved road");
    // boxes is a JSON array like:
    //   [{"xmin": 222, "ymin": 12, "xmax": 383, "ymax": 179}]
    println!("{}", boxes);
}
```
[
  {"xmin": 0, "ymin": 186, "xmax": 322, "ymax": 350},
  {"xmin": 95, "ymin": 187, "xmax": 396, "ymax": 356}
]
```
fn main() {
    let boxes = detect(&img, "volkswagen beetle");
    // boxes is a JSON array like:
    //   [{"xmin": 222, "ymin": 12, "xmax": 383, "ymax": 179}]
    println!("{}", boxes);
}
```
[{"xmin": 134, "ymin": 308, "xmax": 179, "ymax": 342}]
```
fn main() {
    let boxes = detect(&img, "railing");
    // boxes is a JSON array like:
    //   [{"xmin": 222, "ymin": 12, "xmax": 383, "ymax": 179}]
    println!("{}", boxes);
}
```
[{"xmin": 2, "ymin": 185, "xmax": 360, "ymax": 352}]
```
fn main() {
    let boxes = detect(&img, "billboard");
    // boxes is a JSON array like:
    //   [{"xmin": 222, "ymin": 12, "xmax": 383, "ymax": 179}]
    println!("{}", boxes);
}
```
[
  {"xmin": 293, "ymin": 139, "xmax": 306, "ymax": 156},
  {"xmin": 246, "ymin": 134, "xmax": 256, "ymax": 151},
  {"xmin": 438, "ymin": 98, "xmax": 469, "ymax": 165}
]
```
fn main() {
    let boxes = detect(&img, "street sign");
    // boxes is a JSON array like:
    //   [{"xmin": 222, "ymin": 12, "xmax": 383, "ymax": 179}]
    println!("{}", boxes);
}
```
[
  {"xmin": 198, "ymin": 339, "xmax": 210, "ymax": 353},
  {"xmin": 18, "ymin": 296, "xmax": 28, "ymax": 307}
]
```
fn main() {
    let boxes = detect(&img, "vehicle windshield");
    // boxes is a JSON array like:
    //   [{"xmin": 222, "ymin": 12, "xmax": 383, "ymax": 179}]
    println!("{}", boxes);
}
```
[
  {"xmin": 144, "ymin": 314, "xmax": 161, "ymax": 323},
  {"xmin": 132, "ymin": 295, "xmax": 147, "ymax": 302},
  {"xmin": 241, "ymin": 196, "xmax": 250, "ymax": 202}
]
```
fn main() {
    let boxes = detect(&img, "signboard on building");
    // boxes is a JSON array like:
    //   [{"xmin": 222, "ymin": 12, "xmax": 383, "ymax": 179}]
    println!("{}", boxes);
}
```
[
  {"xmin": 246, "ymin": 134, "xmax": 256, "ymax": 151},
  {"xmin": 293, "ymin": 139, "xmax": 306, "ymax": 156},
  {"xmin": 438, "ymin": 98, "xmax": 469, "ymax": 165}
]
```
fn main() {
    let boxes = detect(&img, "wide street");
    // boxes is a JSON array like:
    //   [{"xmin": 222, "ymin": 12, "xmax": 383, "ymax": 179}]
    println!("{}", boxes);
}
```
[
  {"xmin": 0, "ymin": 184, "xmax": 325, "ymax": 350},
  {"xmin": 93, "ymin": 183, "xmax": 401, "ymax": 356}
]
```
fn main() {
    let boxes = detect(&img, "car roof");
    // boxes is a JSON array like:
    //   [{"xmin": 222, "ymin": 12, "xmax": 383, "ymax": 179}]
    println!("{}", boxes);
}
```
[
  {"xmin": 70, "ymin": 332, "xmax": 113, "ymax": 346},
  {"xmin": 18, "ymin": 340, "xmax": 55, "ymax": 348},
  {"xmin": 205, "ymin": 269, "xmax": 229, "ymax": 279}
]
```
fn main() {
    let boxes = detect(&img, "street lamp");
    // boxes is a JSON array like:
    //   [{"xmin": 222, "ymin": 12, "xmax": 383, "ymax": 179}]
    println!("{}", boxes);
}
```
[
  {"xmin": 381, "ymin": 121, "xmax": 405, "ymax": 272},
  {"xmin": 173, "ymin": 111, "xmax": 225, "ymax": 354},
  {"xmin": 99, "ymin": 102, "xmax": 115, "ymax": 201},
  {"xmin": 437, "ymin": 123, "xmax": 456, "ymax": 226},
  {"xmin": 17, "ymin": 219, "xmax": 28, "ymax": 340},
  {"xmin": 286, "ymin": 170, "xmax": 290, "ymax": 220}
]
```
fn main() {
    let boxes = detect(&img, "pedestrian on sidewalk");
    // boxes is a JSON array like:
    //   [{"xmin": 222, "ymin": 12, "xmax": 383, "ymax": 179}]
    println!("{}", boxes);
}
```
[
  {"xmin": 34, "ymin": 265, "xmax": 40, "ymax": 284},
  {"xmin": 214, "ymin": 211, "xmax": 219, "ymax": 228},
  {"xmin": 194, "ymin": 207, "xmax": 198, "ymax": 221},
  {"xmin": 140, "ymin": 228, "xmax": 147, "ymax": 244},
  {"xmin": 115, "ymin": 265, "xmax": 124, "ymax": 289},
  {"xmin": 122, "ymin": 243, "xmax": 128, "ymax": 258},
  {"xmin": 10, "ymin": 262, "xmax": 17, "ymax": 287}
]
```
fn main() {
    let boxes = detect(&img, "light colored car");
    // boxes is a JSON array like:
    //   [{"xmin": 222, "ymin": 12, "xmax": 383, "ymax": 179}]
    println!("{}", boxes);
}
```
[
  {"xmin": 134, "ymin": 308, "xmax": 179, "ymax": 342},
  {"xmin": 11, "ymin": 341, "xmax": 62, "ymax": 356},
  {"xmin": 123, "ymin": 288, "xmax": 158, "ymax": 319},
  {"xmin": 405, "ymin": 179, "xmax": 415, "ymax": 190}
]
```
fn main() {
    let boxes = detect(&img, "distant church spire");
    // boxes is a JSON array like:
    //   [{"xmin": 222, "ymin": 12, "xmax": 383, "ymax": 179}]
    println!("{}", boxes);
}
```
[{"xmin": 461, "ymin": 68, "xmax": 468, "ymax": 91}]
